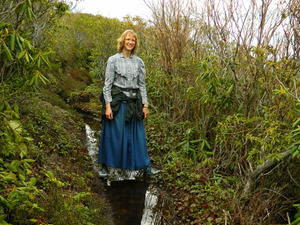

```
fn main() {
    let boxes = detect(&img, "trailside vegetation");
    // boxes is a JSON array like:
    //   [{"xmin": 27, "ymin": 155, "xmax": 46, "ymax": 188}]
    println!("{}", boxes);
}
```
[
  {"xmin": 0, "ymin": 1, "xmax": 112, "ymax": 224},
  {"xmin": 141, "ymin": 0, "xmax": 300, "ymax": 224}
]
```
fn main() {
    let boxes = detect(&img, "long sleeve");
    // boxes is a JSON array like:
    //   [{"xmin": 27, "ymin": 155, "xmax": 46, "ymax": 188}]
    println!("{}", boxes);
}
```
[
  {"xmin": 138, "ymin": 59, "xmax": 148, "ymax": 105},
  {"xmin": 103, "ymin": 57, "xmax": 115, "ymax": 103}
]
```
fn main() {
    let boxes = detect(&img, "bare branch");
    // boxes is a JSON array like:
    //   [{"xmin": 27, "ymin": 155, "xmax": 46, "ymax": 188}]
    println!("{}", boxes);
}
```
[{"xmin": 243, "ymin": 150, "xmax": 292, "ymax": 195}]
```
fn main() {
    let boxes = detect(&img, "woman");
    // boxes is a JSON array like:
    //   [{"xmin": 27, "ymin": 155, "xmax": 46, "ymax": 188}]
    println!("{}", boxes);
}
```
[{"xmin": 98, "ymin": 30, "xmax": 157, "ymax": 181}]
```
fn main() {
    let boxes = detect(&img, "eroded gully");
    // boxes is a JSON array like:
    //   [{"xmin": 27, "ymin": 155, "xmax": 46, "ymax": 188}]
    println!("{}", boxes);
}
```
[{"xmin": 84, "ymin": 118, "xmax": 161, "ymax": 225}]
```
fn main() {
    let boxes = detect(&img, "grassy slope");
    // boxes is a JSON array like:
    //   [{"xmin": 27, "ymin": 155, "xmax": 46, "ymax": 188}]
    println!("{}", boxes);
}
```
[{"xmin": 17, "ymin": 68, "xmax": 112, "ymax": 225}]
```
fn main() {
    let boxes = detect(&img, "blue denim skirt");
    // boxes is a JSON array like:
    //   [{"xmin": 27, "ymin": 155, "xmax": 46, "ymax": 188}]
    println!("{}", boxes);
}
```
[{"xmin": 98, "ymin": 103, "xmax": 150, "ymax": 170}]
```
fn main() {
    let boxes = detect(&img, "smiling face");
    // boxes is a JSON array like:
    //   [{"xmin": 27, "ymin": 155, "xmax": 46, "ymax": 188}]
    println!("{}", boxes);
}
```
[
  {"xmin": 117, "ymin": 30, "xmax": 139, "ymax": 55},
  {"xmin": 123, "ymin": 33, "xmax": 136, "ymax": 53}
]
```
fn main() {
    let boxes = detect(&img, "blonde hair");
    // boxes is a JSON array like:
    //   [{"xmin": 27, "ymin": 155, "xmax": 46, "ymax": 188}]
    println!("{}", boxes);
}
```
[{"xmin": 117, "ymin": 30, "xmax": 139, "ymax": 55}]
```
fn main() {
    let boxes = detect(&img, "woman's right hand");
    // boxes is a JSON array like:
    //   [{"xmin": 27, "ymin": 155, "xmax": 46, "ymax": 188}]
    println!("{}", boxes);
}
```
[{"xmin": 105, "ymin": 103, "xmax": 113, "ymax": 120}]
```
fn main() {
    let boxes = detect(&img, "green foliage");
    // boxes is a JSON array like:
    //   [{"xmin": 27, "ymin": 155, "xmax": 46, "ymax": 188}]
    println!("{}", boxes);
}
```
[
  {"xmin": 69, "ymin": 81, "xmax": 100, "ymax": 103},
  {"xmin": 16, "ymin": 92, "xmax": 111, "ymax": 224},
  {"xmin": 21, "ymin": 98, "xmax": 83, "ymax": 156},
  {"xmin": 0, "ymin": 3, "xmax": 121, "ymax": 225},
  {"xmin": 0, "ymin": 0, "xmax": 68, "ymax": 87},
  {"xmin": 0, "ymin": 92, "xmax": 110, "ymax": 224},
  {"xmin": 0, "ymin": 1, "xmax": 70, "ymax": 223},
  {"xmin": 38, "ymin": 186, "xmax": 109, "ymax": 225},
  {"xmin": 0, "ymin": 22, "xmax": 51, "ymax": 90},
  {"xmin": 138, "ymin": 14, "xmax": 300, "ymax": 223},
  {"xmin": 48, "ymin": 13, "xmax": 125, "ymax": 75},
  {"xmin": 0, "ymin": 102, "xmax": 41, "ymax": 224},
  {"xmin": 176, "ymin": 127, "xmax": 212, "ymax": 162},
  {"xmin": 44, "ymin": 170, "xmax": 66, "ymax": 188},
  {"xmin": 291, "ymin": 204, "xmax": 300, "ymax": 225},
  {"xmin": 214, "ymin": 113, "xmax": 291, "ymax": 174},
  {"xmin": 289, "ymin": 111, "xmax": 300, "ymax": 158}
]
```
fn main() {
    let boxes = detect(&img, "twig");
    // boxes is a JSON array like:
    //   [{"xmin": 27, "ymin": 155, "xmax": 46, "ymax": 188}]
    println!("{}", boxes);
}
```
[
  {"xmin": 243, "ymin": 150, "xmax": 292, "ymax": 195},
  {"xmin": 275, "ymin": 74, "xmax": 300, "ymax": 102},
  {"xmin": 287, "ymin": 212, "xmax": 291, "ymax": 224},
  {"xmin": 287, "ymin": 166, "xmax": 300, "ymax": 188}
]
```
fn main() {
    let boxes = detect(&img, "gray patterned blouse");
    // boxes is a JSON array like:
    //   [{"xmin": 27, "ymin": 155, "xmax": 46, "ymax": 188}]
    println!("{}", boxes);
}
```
[{"xmin": 103, "ymin": 53, "xmax": 148, "ymax": 105}]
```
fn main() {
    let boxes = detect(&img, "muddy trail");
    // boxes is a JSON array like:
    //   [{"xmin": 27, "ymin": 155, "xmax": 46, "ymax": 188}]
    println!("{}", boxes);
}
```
[{"xmin": 84, "ymin": 117, "xmax": 162, "ymax": 225}]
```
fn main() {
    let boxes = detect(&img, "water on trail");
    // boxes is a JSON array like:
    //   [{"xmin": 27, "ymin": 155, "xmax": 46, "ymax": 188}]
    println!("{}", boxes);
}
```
[{"xmin": 85, "ymin": 122, "xmax": 160, "ymax": 225}]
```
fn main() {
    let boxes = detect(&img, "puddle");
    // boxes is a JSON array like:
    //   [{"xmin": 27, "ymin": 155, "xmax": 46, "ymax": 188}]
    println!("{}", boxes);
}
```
[{"xmin": 85, "ymin": 123, "xmax": 161, "ymax": 225}]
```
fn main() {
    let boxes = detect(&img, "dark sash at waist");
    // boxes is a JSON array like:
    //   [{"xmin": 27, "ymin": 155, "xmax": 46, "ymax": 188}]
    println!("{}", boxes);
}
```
[{"xmin": 112, "ymin": 85, "xmax": 139, "ymax": 93}]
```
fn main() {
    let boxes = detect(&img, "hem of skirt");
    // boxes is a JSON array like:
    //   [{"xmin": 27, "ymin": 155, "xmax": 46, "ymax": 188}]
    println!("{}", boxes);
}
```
[
  {"xmin": 98, "ymin": 161, "xmax": 150, "ymax": 171},
  {"xmin": 97, "ymin": 163, "xmax": 150, "ymax": 181}
]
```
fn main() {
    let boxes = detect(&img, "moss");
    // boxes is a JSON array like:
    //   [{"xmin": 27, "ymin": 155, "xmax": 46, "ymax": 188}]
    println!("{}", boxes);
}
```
[
  {"xmin": 39, "ymin": 88, "xmax": 73, "ymax": 112},
  {"xmin": 16, "ymin": 90, "xmax": 113, "ymax": 225},
  {"xmin": 72, "ymin": 100, "xmax": 101, "ymax": 117},
  {"xmin": 46, "ymin": 68, "xmax": 102, "ymax": 117},
  {"xmin": 38, "ymin": 186, "xmax": 112, "ymax": 225},
  {"xmin": 20, "ymin": 97, "xmax": 83, "ymax": 155}
]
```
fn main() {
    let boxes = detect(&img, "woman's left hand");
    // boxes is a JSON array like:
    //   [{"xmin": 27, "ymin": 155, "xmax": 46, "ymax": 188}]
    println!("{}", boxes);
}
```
[{"xmin": 143, "ymin": 106, "xmax": 149, "ymax": 119}]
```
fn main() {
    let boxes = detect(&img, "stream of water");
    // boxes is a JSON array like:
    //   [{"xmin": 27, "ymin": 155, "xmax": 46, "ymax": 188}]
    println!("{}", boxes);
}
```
[{"xmin": 85, "ymin": 123, "xmax": 161, "ymax": 225}]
